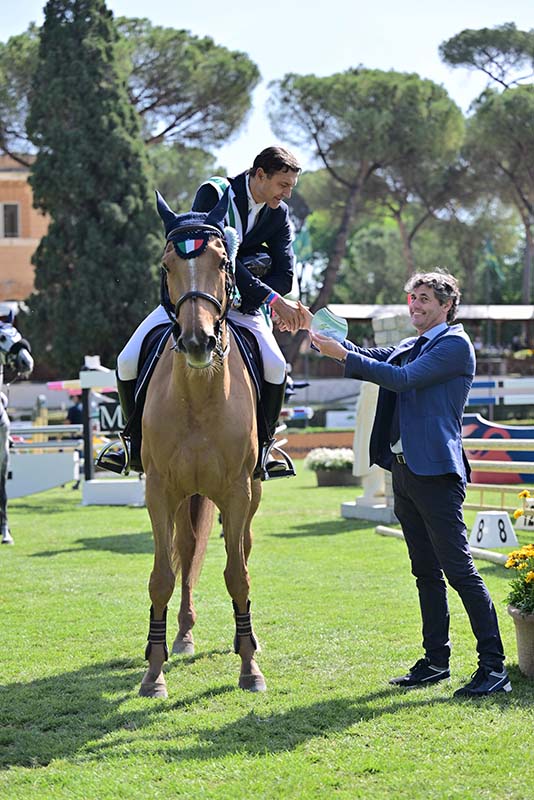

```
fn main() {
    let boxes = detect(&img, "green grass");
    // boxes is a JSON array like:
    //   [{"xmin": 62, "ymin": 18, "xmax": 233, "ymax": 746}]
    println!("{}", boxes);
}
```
[{"xmin": 1, "ymin": 465, "xmax": 533, "ymax": 799}]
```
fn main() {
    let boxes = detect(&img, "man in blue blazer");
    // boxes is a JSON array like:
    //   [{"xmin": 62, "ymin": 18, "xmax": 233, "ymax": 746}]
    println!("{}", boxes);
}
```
[{"xmin": 306, "ymin": 270, "xmax": 510, "ymax": 698}]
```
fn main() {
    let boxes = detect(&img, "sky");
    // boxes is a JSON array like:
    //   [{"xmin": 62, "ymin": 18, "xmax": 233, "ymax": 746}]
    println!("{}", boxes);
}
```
[{"xmin": 3, "ymin": 0, "xmax": 534, "ymax": 174}]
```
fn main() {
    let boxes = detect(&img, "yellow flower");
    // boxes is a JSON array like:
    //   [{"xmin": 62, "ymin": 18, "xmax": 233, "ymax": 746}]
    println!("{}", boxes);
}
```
[
  {"xmin": 513, "ymin": 509, "xmax": 524, "ymax": 519},
  {"xmin": 526, "ymin": 571, "xmax": 534, "ymax": 583},
  {"xmin": 519, "ymin": 490, "xmax": 532, "ymax": 498}
]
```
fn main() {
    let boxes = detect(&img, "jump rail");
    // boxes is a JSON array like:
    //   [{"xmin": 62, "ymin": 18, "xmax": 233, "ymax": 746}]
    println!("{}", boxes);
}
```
[{"xmin": 463, "ymin": 437, "xmax": 534, "ymax": 511}]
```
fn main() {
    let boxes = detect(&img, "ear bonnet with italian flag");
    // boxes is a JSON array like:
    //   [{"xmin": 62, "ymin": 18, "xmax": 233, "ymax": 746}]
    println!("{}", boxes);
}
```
[{"xmin": 155, "ymin": 189, "xmax": 239, "ymax": 267}]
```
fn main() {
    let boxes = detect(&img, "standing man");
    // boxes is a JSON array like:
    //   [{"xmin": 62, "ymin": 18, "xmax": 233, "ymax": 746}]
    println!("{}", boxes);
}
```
[
  {"xmin": 99, "ymin": 146, "xmax": 302, "ymax": 478},
  {"xmin": 302, "ymin": 270, "xmax": 511, "ymax": 697}
]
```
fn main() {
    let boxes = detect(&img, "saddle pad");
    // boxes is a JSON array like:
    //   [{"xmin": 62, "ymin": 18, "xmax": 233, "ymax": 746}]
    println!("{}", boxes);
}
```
[
  {"xmin": 227, "ymin": 319, "xmax": 262, "ymax": 401},
  {"xmin": 123, "ymin": 324, "xmax": 173, "ymax": 437}
]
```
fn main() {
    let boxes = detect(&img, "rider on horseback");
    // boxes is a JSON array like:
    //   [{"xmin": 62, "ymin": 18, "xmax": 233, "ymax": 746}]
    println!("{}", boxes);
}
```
[{"xmin": 98, "ymin": 146, "xmax": 304, "ymax": 479}]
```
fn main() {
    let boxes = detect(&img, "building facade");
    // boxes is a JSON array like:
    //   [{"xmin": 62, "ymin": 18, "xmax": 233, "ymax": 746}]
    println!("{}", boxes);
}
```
[{"xmin": 0, "ymin": 155, "xmax": 48, "ymax": 308}]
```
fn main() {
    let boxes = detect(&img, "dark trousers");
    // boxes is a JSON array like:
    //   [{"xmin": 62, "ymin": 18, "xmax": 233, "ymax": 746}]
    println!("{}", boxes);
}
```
[{"xmin": 392, "ymin": 461, "xmax": 505, "ymax": 670}]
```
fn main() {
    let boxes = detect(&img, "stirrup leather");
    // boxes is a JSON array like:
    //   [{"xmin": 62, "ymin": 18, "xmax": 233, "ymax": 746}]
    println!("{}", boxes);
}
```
[
  {"xmin": 95, "ymin": 432, "xmax": 131, "ymax": 475},
  {"xmin": 259, "ymin": 437, "xmax": 296, "ymax": 480}
]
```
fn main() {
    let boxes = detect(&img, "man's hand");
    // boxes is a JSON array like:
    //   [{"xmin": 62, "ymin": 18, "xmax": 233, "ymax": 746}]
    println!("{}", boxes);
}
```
[
  {"xmin": 271, "ymin": 296, "xmax": 302, "ymax": 333},
  {"xmin": 310, "ymin": 332, "xmax": 348, "ymax": 362},
  {"xmin": 274, "ymin": 299, "xmax": 313, "ymax": 333}
]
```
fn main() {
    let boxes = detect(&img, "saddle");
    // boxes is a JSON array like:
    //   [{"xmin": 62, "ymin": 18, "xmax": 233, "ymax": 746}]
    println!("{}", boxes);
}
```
[{"xmin": 126, "ymin": 320, "xmax": 269, "ymax": 447}]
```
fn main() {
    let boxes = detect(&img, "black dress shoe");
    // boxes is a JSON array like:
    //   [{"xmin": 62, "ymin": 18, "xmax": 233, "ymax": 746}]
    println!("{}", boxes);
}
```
[{"xmin": 389, "ymin": 657, "xmax": 450, "ymax": 689}]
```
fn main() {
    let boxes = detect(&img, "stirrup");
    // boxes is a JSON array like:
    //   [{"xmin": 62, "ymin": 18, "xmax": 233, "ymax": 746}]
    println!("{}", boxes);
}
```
[
  {"xmin": 95, "ymin": 432, "xmax": 131, "ymax": 475},
  {"xmin": 258, "ymin": 438, "xmax": 296, "ymax": 481}
]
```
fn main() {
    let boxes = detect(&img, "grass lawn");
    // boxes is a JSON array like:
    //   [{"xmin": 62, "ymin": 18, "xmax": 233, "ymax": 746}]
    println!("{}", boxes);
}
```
[{"xmin": 1, "ymin": 464, "xmax": 533, "ymax": 799}]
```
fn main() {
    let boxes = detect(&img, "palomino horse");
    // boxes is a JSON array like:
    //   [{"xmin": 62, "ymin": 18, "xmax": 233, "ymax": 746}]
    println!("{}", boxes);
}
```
[
  {"xmin": 0, "ymin": 318, "xmax": 34, "ymax": 545},
  {"xmin": 139, "ymin": 192, "xmax": 265, "ymax": 698}
]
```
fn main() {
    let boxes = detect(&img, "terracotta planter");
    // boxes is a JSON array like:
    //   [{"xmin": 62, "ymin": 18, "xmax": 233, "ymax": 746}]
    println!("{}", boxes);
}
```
[
  {"xmin": 508, "ymin": 604, "xmax": 534, "ymax": 678},
  {"xmin": 315, "ymin": 469, "xmax": 360, "ymax": 487}
]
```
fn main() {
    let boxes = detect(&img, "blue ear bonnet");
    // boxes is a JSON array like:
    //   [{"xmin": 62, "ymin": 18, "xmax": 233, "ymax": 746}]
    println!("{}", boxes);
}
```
[{"xmin": 155, "ymin": 189, "xmax": 238, "ymax": 265}]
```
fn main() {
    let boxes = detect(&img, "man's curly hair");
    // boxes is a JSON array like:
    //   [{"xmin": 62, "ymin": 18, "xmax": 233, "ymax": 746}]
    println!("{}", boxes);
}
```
[{"xmin": 404, "ymin": 269, "xmax": 461, "ymax": 323}]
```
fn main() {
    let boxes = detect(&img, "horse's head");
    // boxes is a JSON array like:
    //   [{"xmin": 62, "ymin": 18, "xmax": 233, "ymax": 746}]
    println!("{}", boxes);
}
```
[
  {"xmin": 156, "ymin": 191, "xmax": 238, "ymax": 369},
  {"xmin": 0, "ymin": 321, "xmax": 34, "ymax": 378}
]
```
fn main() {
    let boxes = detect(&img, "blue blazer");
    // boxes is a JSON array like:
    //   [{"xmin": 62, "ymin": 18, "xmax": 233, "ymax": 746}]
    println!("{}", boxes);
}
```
[
  {"xmin": 192, "ymin": 171, "xmax": 294, "ymax": 313},
  {"xmin": 343, "ymin": 324, "xmax": 475, "ymax": 480}
]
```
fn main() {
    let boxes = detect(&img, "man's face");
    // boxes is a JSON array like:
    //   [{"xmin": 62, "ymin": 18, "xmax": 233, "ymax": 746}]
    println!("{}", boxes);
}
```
[
  {"xmin": 251, "ymin": 168, "xmax": 298, "ymax": 208},
  {"xmin": 408, "ymin": 284, "xmax": 451, "ymax": 335}
]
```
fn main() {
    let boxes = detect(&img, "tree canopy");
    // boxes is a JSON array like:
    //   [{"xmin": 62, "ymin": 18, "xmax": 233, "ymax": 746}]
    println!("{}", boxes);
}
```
[
  {"xmin": 0, "ymin": 16, "xmax": 260, "ymax": 161},
  {"xmin": 440, "ymin": 23, "xmax": 534, "ymax": 90},
  {"xmin": 24, "ymin": 0, "xmax": 159, "ymax": 376}
]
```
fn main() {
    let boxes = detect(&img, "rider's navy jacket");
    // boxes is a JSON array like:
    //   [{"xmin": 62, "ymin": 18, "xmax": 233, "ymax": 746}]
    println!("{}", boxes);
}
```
[{"xmin": 192, "ymin": 171, "xmax": 294, "ymax": 314}]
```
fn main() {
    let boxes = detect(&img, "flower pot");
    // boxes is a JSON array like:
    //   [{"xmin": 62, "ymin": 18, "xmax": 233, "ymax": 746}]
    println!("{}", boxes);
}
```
[
  {"xmin": 315, "ymin": 469, "xmax": 360, "ymax": 487},
  {"xmin": 508, "ymin": 604, "xmax": 534, "ymax": 678}
]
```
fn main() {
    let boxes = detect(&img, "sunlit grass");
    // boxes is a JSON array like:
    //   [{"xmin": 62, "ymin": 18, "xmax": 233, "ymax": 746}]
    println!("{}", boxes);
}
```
[{"xmin": 1, "ymin": 465, "xmax": 533, "ymax": 799}]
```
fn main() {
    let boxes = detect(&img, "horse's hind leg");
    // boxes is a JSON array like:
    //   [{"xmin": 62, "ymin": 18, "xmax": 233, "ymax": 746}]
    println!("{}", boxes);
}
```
[
  {"xmin": 221, "ymin": 479, "xmax": 265, "ymax": 692},
  {"xmin": 140, "ymin": 478, "xmax": 176, "ymax": 699},
  {"xmin": 171, "ymin": 495, "xmax": 215, "ymax": 656}
]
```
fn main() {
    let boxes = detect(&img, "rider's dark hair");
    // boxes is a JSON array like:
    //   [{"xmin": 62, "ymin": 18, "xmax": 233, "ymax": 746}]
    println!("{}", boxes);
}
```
[
  {"xmin": 404, "ymin": 269, "xmax": 461, "ymax": 323},
  {"xmin": 250, "ymin": 146, "xmax": 301, "ymax": 177}
]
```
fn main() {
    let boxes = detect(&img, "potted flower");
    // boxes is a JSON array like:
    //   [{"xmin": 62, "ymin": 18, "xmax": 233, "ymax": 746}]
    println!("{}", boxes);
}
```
[
  {"xmin": 505, "ymin": 496, "xmax": 534, "ymax": 678},
  {"xmin": 304, "ymin": 447, "xmax": 359, "ymax": 487}
]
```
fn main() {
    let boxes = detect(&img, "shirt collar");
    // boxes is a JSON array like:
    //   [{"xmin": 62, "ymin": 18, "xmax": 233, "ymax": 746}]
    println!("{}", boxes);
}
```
[
  {"xmin": 420, "ymin": 322, "xmax": 448, "ymax": 342},
  {"xmin": 246, "ymin": 173, "xmax": 266, "ymax": 215}
]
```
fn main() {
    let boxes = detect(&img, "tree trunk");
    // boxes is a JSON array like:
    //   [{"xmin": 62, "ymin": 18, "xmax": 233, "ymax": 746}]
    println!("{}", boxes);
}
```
[
  {"xmin": 395, "ymin": 213, "xmax": 415, "ymax": 278},
  {"xmin": 283, "ymin": 180, "xmax": 364, "ymax": 365},
  {"xmin": 522, "ymin": 219, "xmax": 534, "ymax": 305}
]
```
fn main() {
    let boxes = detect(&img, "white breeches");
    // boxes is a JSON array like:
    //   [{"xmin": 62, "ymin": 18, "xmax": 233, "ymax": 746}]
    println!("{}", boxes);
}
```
[{"xmin": 117, "ymin": 305, "xmax": 287, "ymax": 385}]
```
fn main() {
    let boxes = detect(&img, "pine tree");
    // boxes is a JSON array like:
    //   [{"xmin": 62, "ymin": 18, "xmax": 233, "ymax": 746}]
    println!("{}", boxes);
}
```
[{"xmin": 25, "ymin": 0, "xmax": 159, "ymax": 375}]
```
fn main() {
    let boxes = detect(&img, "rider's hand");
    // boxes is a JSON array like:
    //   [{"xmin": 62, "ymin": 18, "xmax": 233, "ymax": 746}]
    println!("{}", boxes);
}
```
[{"xmin": 271, "ymin": 297, "xmax": 302, "ymax": 333}]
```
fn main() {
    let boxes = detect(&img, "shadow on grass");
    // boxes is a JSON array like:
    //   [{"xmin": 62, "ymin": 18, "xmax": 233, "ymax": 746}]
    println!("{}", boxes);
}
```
[
  {"xmin": 271, "ymin": 518, "xmax": 371, "ymax": 538},
  {"xmin": 31, "ymin": 530, "xmax": 155, "ymax": 558},
  {"xmin": 1, "ymin": 657, "xmax": 528, "ymax": 770}
]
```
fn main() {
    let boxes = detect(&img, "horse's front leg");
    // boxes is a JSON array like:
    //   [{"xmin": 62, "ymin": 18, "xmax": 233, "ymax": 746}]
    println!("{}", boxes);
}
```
[
  {"xmin": 221, "ymin": 478, "xmax": 265, "ymax": 692},
  {"xmin": 171, "ymin": 494, "xmax": 215, "ymax": 656},
  {"xmin": 140, "ymin": 477, "xmax": 177, "ymax": 698}
]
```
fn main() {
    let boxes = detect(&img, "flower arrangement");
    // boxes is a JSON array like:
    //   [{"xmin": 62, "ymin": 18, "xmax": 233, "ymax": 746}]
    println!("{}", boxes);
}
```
[
  {"xmin": 506, "ymin": 490, "xmax": 534, "ymax": 614},
  {"xmin": 504, "ymin": 544, "xmax": 534, "ymax": 615},
  {"xmin": 304, "ymin": 447, "xmax": 354, "ymax": 472},
  {"xmin": 512, "ymin": 489, "xmax": 534, "ymax": 522}
]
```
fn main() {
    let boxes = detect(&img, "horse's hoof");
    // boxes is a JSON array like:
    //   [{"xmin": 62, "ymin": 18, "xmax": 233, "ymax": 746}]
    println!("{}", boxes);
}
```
[
  {"xmin": 1, "ymin": 533, "xmax": 14, "ymax": 545},
  {"xmin": 172, "ymin": 636, "xmax": 195, "ymax": 656},
  {"xmin": 239, "ymin": 673, "xmax": 267, "ymax": 692},
  {"xmin": 139, "ymin": 671, "xmax": 168, "ymax": 698}
]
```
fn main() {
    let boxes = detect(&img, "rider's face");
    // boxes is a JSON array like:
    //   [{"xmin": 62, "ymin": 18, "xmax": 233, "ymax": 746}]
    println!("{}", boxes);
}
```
[{"xmin": 250, "ymin": 168, "xmax": 299, "ymax": 209}]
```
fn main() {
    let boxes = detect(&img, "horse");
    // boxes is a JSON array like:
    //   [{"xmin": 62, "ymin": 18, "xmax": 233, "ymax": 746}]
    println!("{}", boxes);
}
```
[
  {"xmin": 0, "ymin": 317, "xmax": 34, "ymax": 545},
  {"xmin": 138, "ymin": 191, "xmax": 265, "ymax": 698}
]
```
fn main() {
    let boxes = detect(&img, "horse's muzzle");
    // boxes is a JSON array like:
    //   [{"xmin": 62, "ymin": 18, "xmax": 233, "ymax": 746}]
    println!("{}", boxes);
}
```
[{"xmin": 176, "ymin": 332, "xmax": 217, "ymax": 369}]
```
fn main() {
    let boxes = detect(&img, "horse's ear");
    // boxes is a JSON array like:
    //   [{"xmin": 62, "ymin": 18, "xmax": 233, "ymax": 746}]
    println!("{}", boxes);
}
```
[
  {"xmin": 205, "ymin": 187, "xmax": 230, "ymax": 228},
  {"xmin": 155, "ymin": 190, "xmax": 178, "ymax": 234}
]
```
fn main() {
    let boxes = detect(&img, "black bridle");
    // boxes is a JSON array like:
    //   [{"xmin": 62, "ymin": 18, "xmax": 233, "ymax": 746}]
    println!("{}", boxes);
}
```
[{"xmin": 162, "ymin": 222, "xmax": 236, "ymax": 357}]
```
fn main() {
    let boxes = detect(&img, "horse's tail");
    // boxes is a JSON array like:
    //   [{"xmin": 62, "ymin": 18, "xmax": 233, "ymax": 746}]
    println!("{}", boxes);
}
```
[{"xmin": 171, "ymin": 494, "xmax": 215, "ymax": 581}]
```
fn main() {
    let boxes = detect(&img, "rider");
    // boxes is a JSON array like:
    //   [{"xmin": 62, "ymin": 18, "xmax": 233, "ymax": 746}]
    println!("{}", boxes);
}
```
[{"xmin": 98, "ymin": 145, "xmax": 303, "ymax": 479}]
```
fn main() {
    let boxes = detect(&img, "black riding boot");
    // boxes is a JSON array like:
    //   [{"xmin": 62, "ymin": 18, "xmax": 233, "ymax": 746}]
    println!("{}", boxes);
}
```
[
  {"xmin": 95, "ymin": 377, "xmax": 143, "ymax": 474},
  {"xmin": 256, "ymin": 380, "xmax": 295, "ymax": 480}
]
